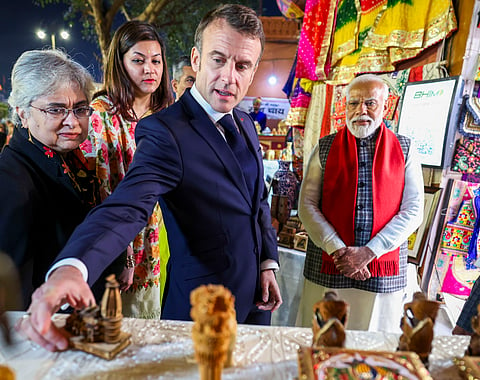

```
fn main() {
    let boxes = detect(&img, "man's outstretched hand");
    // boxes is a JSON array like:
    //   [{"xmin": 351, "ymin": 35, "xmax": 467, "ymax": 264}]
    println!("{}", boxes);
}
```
[{"xmin": 15, "ymin": 266, "xmax": 95, "ymax": 352}]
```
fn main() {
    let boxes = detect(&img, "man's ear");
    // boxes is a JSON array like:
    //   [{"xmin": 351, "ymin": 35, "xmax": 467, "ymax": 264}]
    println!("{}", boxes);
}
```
[
  {"xmin": 382, "ymin": 97, "xmax": 389, "ymax": 118},
  {"xmin": 171, "ymin": 79, "xmax": 178, "ymax": 93},
  {"xmin": 191, "ymin": 47, "xmax": 200, "ymax": 72}
]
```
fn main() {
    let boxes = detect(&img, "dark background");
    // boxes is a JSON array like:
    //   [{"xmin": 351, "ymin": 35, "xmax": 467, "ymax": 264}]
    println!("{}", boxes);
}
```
[{"xmin": 0, "ymin": 0, "xmax": 282, "ymax": 102}]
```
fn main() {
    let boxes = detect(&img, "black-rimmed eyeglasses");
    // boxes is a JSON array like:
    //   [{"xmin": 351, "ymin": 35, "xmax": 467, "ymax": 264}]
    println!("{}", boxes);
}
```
[{"xmin": 30, "ymin": 105, "xmax": 93, "ymax": 120}]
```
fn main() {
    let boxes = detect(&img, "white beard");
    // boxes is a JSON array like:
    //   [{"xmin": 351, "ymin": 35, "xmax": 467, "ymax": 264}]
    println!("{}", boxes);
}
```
[{"xmin": 346, "ymin": 115, "xmax": 382, "ymax": 139}]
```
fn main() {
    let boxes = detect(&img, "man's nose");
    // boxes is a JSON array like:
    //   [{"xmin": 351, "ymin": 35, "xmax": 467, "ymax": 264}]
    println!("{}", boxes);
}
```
[
  {"xmin": 357, "ymin": 102, "xmax": 369, "ymax": 113},
  {"xmin": 220, "ymin": 62, "xmax": 235, "ymax": 83}
]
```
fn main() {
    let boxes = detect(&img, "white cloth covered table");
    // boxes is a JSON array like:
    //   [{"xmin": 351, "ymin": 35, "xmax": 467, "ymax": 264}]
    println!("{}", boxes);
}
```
[{"xmin": 0, "ymin": 312, "xmax": 471, "ymax": 379}]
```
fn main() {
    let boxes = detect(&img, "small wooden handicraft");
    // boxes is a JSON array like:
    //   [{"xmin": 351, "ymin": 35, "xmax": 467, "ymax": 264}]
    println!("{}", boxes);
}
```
[
  {"xmin": 190, "ymin": 284, "xmax": 237, "ymax": 380},
  {"xmin": 64, "ymin": 274, "xmax": 131, "ymax": 360},
  {"xmin": 311, "ymin": 291, "xmax": 348, "ymax": 348},
  {"xmin": 397, "ymin": 292, "xmax": 440, "ymax": 365}
]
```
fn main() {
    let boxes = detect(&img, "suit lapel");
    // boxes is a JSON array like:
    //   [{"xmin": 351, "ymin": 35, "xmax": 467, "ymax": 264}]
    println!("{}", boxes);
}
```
[{"xmin": 180, "ymin": 92, "xmax": 253, "ymax": 207}]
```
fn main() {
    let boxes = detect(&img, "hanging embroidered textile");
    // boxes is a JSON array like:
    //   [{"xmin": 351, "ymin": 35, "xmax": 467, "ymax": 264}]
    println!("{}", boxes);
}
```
[
  {"xmin": 295, "ymin": 0, "xmax": 339, "ymax": 81},
  {"xmin": 440, "ymin": 192, "xmax": 480, "ymax": 296},
  {"xmin": 364, "ymin": 0, "xmax": 457, "ymax": 63},
  {"xmin": 458, "ymin": 95, "xmax": 480, "ymax": 137},
  {"xmin": 476, "ymin": 54, "xmax": 480, "ymax": 81},
  {"xmin": 302, "ymin": 81, "xmax": 327, "ymax": 163},
  {"xmin": 329, "ymin": 0, "xmax": 457, "ymax": 83},
  {"xmin": 330, "ymin": 0, "xmax": 362, "ymax": 67},
  {"xmin": 287, "ymin": 78, "xmax": 314, "ymax": 128},
  {"xmin": 427, "ymin": 181, "xmax": 480, "ymax": 299},
  {"xmin": 276, "ymin": 0, "xmax": 305, "ymax": 19},
  {"xmin": 451, "ymin": 137, "xmax": 480, "ymax": 175}
]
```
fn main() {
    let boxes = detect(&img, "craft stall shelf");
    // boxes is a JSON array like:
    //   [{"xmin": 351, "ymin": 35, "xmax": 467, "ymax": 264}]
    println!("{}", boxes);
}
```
[{"xmin": 258, "ymin": 134, "xmax": 287, "ymax": 151}]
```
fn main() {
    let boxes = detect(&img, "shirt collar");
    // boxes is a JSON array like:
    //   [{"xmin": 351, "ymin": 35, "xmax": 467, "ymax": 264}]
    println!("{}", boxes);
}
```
[{"xmin": 190, "ymin": 84, "xmax": 233, "ymax": 124}]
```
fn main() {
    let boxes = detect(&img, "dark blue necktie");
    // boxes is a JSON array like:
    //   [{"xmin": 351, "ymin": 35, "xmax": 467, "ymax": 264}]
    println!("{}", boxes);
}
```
[{"xmin": 219, "ymin": 114, "xmax": 257, "ymax": 199}]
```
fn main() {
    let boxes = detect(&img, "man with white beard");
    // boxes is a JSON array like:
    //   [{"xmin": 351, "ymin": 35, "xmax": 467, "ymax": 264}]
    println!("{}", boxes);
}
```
[{"xmin": 296, "ymin": 74, "xmax": 424, "ymax": 333}]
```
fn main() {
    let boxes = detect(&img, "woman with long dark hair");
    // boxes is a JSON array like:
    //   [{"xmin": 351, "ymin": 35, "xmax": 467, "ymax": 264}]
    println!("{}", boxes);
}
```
[{"xmin": 81, "ymin": 20, "xmax": 174, "ymax": 318}]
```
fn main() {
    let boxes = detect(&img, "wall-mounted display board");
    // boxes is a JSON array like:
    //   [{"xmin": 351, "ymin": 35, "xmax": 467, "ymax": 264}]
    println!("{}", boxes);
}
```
[{"xmin": 397, "ymin": 77, "xmax": 463, "ymax": 168}]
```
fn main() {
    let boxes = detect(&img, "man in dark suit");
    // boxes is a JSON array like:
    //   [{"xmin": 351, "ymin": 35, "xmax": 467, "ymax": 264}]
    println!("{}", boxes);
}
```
[{"xmin": 18, "ymin": 4, "xmax": 282, "ymax": 352}]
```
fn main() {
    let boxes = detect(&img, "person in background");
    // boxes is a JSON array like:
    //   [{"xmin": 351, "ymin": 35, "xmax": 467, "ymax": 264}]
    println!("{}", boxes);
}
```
[
  {"xmin": 0, "ymin": 49, "xmax": 122, "ymax": 308},
  {"xmin": 17, "ymin": 4, "xmax": 282, "ymax": 352},
  {"xmin": 80, "ymin": 20, "xmax": 174, "ymax": 318},
  {"xmin": 249, "ymin": 96, "xmax": 268, "ymax": 133},
  {"xmin": 296, "ymin": 74, "xmax": 424, "ymax": 333},
  {"xmin": 453, "ymin": 278, "xmax": 480, "ymax": 335},
  {"xmin": 171, "ymin": 55, "xmax": 196, "ymax": 101},
  {"xmin": 4, "ymin": 120, "xmax": 14, "ymax": 145},
  {"xmin": 0, "ymin": 123, "xmax": 7, "ymax": 150}
]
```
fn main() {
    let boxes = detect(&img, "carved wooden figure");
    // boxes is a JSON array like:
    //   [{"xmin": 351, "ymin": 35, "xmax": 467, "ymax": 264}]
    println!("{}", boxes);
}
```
[
  {"xmin": 311, "ymin": 291, "xmax": 348, "ymax": 348},
  {"xmin": 190, "ymin": 284, "xmax": 237, "ymax": 380},
  {"xmin": 397, "ymin": 292, "xmax": 440, "ymax": 364},
  {"xmin": 64, "ymin": 275, "xmax": 131, "ymax": 360}
]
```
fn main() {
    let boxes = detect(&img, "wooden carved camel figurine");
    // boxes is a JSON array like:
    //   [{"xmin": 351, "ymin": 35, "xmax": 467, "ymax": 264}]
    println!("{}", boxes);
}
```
[
  {"xmin": 397, "ymin": 292, "xmax": 440, "ymax": 364},
  {"xmin": 312, "ymin": 291, "xmax": 349, "ymax": 348}
]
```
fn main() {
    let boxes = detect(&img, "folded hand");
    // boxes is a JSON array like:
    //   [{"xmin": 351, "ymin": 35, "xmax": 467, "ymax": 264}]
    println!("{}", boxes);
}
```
[{"xmin": 333, "ymin": 246, "xmax": 376, "ymax": 278}]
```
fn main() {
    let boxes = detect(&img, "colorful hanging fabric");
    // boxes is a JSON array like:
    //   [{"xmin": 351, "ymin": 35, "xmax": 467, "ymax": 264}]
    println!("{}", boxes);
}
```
[
  {"xmin": 320, "ymin": 84, "xmax": 335, "ymax": 138},
  {"xmin": 431, "ymin": 181, "xmax": 480, "ymax": 299},
  {"xmin": 468, "ymin": 195, "xmax": 480, "ymax": 268},
  {"xmin": 276, "ymin": 0, "xmax": 305, "ymax": 19},
  {"xmin": 330, "ymin": 0, "xmax": 457, "ymax": 83},
  {"xmin": 287, "ymin": 78, "xmax": 314, "ymax": 127},
  {"xmin": 282, "ymin": 53, "xmax": 298, "ymax": 98},
  {"xmin": 366, "ymin": 0, "xmax": 457, "ymax": 64},
  {"xmin": 331, "ymin": 0, "xmax": 362, "ymax": 66},
  {"xmin": 331, "ymin": 0, "xmax": 390, "ymax": 83},
  {"xmin": 440, "ymin": 192, "xmax": 480, "ymax": 296},
  {"xmin": 476, "ymin": 54, "xmax": 480, "ymax": 81},
  {"xmin": 451, "ymin": 137, "xmax": 480, "ymax": 175},
  {"xmin": 459, "ymin": 95, "xmax": 480, "ymax": 137},
  {"xmin": 303, "ymin": 82, "xmax": 327, "ymax": 162},
  {"xmin": 332, "ymin": 84, "xmax": 347, "ymax": 133},
  {"xmin": 295, "ymin": 0, "xmax": 339, "ymax": 81}
]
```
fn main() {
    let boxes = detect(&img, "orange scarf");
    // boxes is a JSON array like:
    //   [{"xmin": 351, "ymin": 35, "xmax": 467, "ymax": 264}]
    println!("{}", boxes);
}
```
[{"xmin": 321, "ymin": 124, "xmax": 405, "ymax": 277}]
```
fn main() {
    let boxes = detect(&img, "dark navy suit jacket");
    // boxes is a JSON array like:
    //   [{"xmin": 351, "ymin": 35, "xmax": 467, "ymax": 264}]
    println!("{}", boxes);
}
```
[{"xmin": 53, "ymin": 90, "xmax": 279, "ymax": 323}]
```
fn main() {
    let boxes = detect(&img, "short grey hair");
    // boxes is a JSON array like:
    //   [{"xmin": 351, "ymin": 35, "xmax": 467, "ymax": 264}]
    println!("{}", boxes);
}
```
[
  {"xmin": 172, "ymin": 56, "xmax": 192, "ymax": 82},
  {"xmin": 345, "ymin": 74, "xmax": 389, "ymax": 101},
  {"xmin": 8, "ymin": 49, "xmax": 95, "ymax": 125}
]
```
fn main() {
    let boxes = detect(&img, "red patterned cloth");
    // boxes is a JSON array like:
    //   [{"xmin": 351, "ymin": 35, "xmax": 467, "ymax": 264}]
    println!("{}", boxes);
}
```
[
  {"xmin": 320, "ymin": 84, "xmax": 335, "ymax": 137},
  {"xmin": 320, "ymin": 124, "xmax": 405, "ymax": 276},
  {"xmin": 295, "ymin": 0, "xmax": 339, "ymax": 81}
]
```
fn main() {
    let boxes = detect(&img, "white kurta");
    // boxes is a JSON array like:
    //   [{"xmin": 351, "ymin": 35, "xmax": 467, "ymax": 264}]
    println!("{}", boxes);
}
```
[{"xmin": 296, "ymin": 138, "xmax": 424, "ymax": 332}]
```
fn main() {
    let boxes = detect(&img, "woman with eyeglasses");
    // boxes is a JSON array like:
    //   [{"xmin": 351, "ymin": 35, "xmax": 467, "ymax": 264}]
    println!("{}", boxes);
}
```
[
  {"xmin": 0, "ymin": 49, "xmax": 124, "ymax": 308},
  {"xmin": 80, "ymin": 20, "xmax": 174, "ymax": 318}
]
